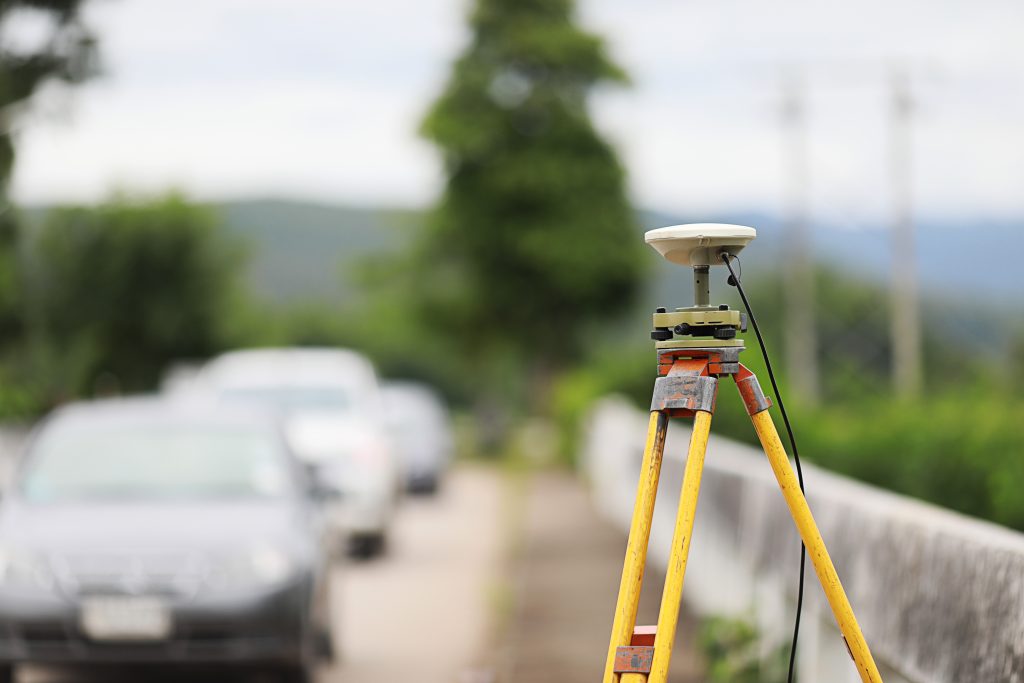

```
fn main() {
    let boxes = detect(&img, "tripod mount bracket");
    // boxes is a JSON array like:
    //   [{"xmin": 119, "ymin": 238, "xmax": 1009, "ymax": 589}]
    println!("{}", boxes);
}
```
[
  {"xmin": 657, "ymin": 346, "xmax": 743, "ymax": 377},
  {"xmin": 651, "ymin": 374, "xmax": 718, "ymax": 414}
]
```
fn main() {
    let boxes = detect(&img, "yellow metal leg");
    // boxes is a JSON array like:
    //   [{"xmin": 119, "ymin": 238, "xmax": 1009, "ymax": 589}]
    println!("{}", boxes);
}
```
[
  {"xmin": 750, "ymin": 409, "xmax": 884, "ymax": 683},
  {"xmin": 647, "ymin": 410, "xmax": 712, "ymax": 683},
  {"xmin": 603, "ymin": 411, "xmax": 669, "ymax": 683}
]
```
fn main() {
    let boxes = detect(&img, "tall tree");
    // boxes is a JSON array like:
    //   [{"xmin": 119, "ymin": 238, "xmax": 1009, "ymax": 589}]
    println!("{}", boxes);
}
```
[
  {"xmin": 0, "ymin": 0, "xmax": 97, "ymax": 188},
  {"xmin": 0, "ymin": 1, "xmax": 97, "ymax": 349},
  {"xmin": 417, "ymin": 0, "xmax": 645, "ymax": 412}
]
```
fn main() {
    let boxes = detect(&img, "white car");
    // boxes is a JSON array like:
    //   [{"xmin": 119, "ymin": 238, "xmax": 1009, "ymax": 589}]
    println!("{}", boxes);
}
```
[
  {"xmin": 381, "ymin": 382, "xmax": 454, "ymax": 494},
  {"xmin": 197, "ymin": 348, "xmax": 400, "ymax": 557}
]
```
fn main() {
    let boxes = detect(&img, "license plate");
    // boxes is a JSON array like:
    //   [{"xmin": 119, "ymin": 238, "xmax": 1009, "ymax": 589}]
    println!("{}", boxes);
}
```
[{"xmin": 80, "ymin": 596, "xmax": 172, "ymax": 641}]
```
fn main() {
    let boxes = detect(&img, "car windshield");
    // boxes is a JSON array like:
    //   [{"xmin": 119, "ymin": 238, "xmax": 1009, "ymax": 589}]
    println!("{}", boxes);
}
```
[
  {"xmin": 221, "ymin": 386, "xmax": 352, "ymax": 415},
  {"xmin": 20, "ymin": 423, "xmax": 291, "ymax": 503}
]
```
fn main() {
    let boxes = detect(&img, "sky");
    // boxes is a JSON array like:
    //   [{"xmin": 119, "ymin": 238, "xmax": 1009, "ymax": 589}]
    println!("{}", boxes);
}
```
[{"xmin": 9, "ymin": 0, "xmax": 1024, "ymax": 226}]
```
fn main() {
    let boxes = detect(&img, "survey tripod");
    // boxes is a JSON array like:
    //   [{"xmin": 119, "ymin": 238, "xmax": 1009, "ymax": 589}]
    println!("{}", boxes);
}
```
[{"xmin": 602, "ymin": 225, "xmax": 883, "ymax": 683}]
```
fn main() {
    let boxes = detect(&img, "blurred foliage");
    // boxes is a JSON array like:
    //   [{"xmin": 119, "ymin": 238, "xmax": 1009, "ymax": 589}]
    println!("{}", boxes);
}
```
[
  {"xmin": 0, "ymin": 0, "xmax": 98, "ymax": 189},
  {"xmin": 15, "ymin": 194, "xmax": 244, "ymax": 407},
  {"xmin": 552, "ymin": 342, "xmax": 653, "ymax": 465},
  {"xmin": 410, "ymin": 0, "xmax": 646, "ymax": 413},
  {"xmin": 711, "ymin": 269, "xmax": 1024, "ymax": 529},
  {"xmin": 790, "ymin": 393, "xmax": 1024, "ymax": 530},
  {"xmin": 1011, "ymin": 329, "xmax": 1024, "ymax": 387},
  {"xmin": 698, "ymin": 615, "xmax": 790, "ymax": 683},
  {"xmin": 0, "ymin": 209, "xmax": 22, "ymax": 350},
  {"xmin": 0, "ymin": 0, "xmax": 99, "ymax": 408}
]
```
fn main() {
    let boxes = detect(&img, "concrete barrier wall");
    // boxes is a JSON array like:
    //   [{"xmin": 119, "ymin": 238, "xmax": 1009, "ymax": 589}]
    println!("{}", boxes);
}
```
[{"xmin": 582, "ymin": 397, "xmax": 1024, "ymax": 683}]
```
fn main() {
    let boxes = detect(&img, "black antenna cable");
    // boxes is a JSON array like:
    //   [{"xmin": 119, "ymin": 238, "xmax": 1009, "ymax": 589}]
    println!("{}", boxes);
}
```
[{"xmin": 721, "ymin": 252, "xmax": 806, "ymax": 683}]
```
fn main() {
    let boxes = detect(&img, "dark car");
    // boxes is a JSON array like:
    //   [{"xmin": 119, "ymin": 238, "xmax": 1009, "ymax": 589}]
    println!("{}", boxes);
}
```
[{"xmin": 0, "ymin": 399, "xmax": 334, "ymax": 683}]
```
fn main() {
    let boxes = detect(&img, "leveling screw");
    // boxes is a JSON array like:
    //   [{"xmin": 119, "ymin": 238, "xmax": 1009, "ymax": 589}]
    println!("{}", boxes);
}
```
[{"xmin": 651, "ymin": 307, "xmax": 672, "ymax": 341}]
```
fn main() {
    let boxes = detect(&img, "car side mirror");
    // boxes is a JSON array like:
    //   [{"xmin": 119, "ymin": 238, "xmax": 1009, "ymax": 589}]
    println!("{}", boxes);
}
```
[{"xmin": 309, "ymin": 479, "xmax": 342, "ymax": 502}]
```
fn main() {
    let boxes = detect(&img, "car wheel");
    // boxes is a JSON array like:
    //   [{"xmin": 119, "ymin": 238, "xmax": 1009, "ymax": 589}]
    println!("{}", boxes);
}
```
[
  {"xmin": 349, "ymin": 533, "xmax": 385, "ymax": 559},
  {"xmin": 347, "ymin": 536, "xmax": 367, "ymax": 559}
]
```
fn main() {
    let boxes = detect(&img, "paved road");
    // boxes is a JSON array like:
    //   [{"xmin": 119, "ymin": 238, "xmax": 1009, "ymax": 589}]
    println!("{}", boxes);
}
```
[
  {"xmin": 21, "ymin": 466, "xmax": 506, "ymax": 683},
  {"xmin": 503, "ymin": 471, "xmax": 702, "ymax": 683},
  {"xmin": 327, "ymin": 465, "xmax": 503, "ymax": 683}
]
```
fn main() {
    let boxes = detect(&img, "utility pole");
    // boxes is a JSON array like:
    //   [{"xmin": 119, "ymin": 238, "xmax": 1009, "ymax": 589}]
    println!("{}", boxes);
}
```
[
  {"xmin": 781, "ymin": 70, "xmax": 820, "ymax": 404},
  {"xmin": 889, "ymin": 65, "xmax": 923, "ymax": 398}
]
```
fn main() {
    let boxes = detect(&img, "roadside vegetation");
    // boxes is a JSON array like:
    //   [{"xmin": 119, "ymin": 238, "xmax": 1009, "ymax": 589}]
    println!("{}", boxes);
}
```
[{"xmin": 698, "ymin": 615, "xmax": 789, "ymax": 683}]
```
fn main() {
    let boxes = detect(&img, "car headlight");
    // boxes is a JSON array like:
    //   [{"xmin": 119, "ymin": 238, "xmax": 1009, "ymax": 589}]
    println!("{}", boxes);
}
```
[
  {"xmin": 206, "ymin": 545, "xmax": 294, "ymax": 591},
  {"xmin": 0, "ymin": 546, "xmax": 55, "ymax": 592}
]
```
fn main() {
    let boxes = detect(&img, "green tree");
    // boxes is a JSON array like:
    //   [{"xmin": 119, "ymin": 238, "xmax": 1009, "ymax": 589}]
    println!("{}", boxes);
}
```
[
  {"xmin": 416, "ymin": 0, "xmax": 645, "ymax": 412},
  {"xmin": 0, "ymin": 0, "xmax": 96, "ymax": 187},
  {"xmin": 25, "ymin": 194, "xmax": 243, "ymax": 401},
  {"xmin": 0, "ymin": 1, "xmax": 98, "ymax": 353}
]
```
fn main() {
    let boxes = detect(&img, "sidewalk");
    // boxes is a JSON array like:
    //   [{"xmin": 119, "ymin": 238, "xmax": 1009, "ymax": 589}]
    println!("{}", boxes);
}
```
[{"xmin": 503, "ymin": 470, "xmax": 703, "ymax": 683}]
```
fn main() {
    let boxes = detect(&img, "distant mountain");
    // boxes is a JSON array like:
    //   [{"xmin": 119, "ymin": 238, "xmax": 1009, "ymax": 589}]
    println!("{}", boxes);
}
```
[
  {"xmin": 28, "ymin": 197, "xmax": 1024, "ymax": 320},
  {"xmin": 213, "ymin": 199, "xmax": 1024, "ymax": 307},
  {"xmin": 214, "ymin": 199, "xmax": 415, "ymax": 304}
]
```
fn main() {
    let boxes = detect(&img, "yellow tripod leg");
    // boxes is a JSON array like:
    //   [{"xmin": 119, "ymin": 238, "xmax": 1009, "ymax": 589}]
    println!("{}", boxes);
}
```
[
  {"xmin": 750, "ymin": 409, "xmax": 884, "ymax": 683},
  {"xmin": 647, "ymin": 410, "xmax": 712, "ymax": 683},
  {"xmin": 603, "ymin": 411, "xmax": 669, "ymax": 683}
]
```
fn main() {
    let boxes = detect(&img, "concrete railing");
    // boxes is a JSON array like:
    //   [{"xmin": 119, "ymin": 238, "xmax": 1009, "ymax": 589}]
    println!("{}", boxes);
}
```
[{"xmin": 581, "ymin": 397, "xmax": 1024, "ymax": 683}]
